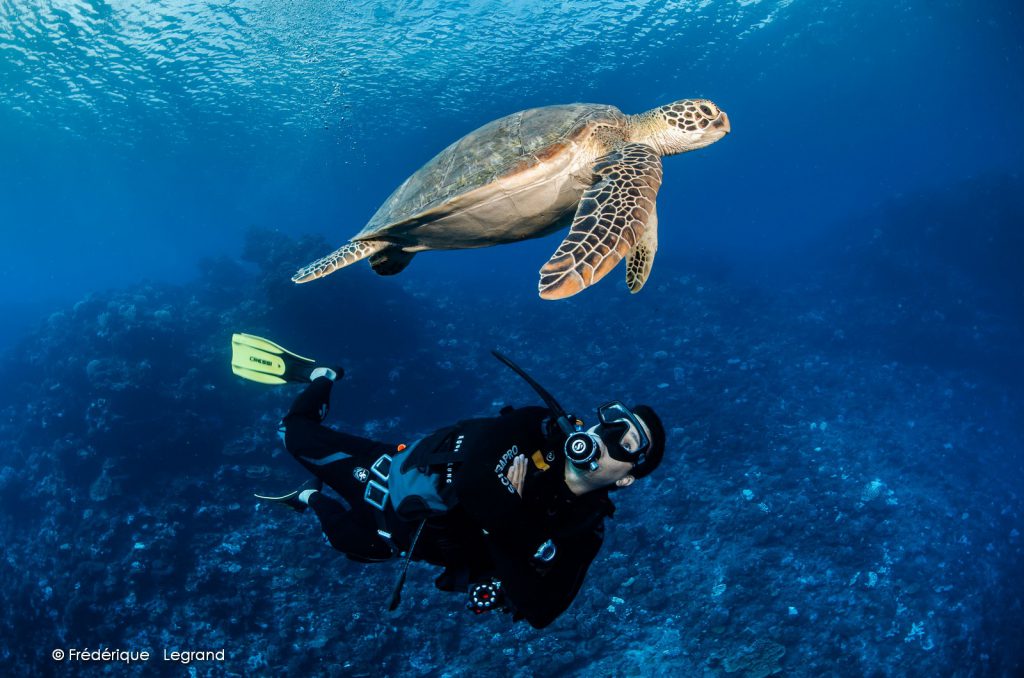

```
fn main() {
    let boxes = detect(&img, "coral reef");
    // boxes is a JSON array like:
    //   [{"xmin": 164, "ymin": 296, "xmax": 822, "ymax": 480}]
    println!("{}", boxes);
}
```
[
  {"xmin": 0, "ymin": 223, "xmax": 1021, "ymax": 676},
  {"xmin": 722, "ymin": 639, "xmax": 785, "ymax": 677}
]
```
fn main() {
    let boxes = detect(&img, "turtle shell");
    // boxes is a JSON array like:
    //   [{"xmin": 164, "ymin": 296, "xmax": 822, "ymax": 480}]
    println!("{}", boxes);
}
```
[{"xmin": 355, "ymin": 103, "xmax": 625, "ymax": 240}]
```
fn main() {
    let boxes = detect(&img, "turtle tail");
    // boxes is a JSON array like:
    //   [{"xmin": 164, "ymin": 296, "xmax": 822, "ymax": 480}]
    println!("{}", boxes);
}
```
[{"xmin": 292, "ymin": 240, "xmax": 391, "ymax": 284}]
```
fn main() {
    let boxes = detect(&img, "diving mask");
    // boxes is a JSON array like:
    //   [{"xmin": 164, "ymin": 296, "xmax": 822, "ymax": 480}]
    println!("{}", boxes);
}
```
[{"xmin": 563, "ymin": 401, "xmax": 651, "ymax": 471}]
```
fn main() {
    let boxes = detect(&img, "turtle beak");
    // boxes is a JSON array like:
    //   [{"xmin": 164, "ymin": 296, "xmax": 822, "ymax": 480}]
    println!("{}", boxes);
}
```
[{"xmin": 712, "ymin": 112, "xmax": 730, "ymax": 134}]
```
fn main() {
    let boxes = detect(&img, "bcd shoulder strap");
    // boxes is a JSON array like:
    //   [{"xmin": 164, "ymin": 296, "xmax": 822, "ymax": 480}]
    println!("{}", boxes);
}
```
[{"xmin": 400, "ymin": 425, "xmax": 460, "ymax": 473}]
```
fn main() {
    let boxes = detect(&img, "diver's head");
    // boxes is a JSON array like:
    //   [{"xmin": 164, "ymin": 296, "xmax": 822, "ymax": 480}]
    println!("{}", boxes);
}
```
[
  {"xmin": 631, "ymin": 98, "xmax": 730, "ymax": 156},
  {"xmin": 564, "ymin": 403, "xmax": 666, "ymax": 492}
]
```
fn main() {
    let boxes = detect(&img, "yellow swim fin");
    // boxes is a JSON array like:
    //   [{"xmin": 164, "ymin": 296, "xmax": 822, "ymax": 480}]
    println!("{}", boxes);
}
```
[{"xmin": 231, "ymin": 333, "xmax": 317, "ymax": 385}]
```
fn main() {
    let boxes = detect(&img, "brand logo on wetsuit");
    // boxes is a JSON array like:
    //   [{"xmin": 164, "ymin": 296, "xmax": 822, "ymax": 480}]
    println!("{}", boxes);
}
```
[
  {"xmin": 443, "ymin": 436, "xmax": 464, "ymax": 486},
  {"xmin": 496, "ymin": 445, "xmax": 519, "ymax": 495},
  {"xmin": 249, "ymin": 356, "xmax": 273, "ymax": 366}
]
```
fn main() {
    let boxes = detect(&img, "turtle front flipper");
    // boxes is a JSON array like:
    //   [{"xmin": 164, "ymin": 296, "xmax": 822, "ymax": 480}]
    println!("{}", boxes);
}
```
[
  {"xmin": 292, "ymin": 240, "xmax": 391, "ymax": 284},
  {"xmin": 625, "ymin": 206, "xmax": 658, "ymax": 293},
  {"xmin": 538, "ymin": 143, "xmax": 663, "ymax": 300}
]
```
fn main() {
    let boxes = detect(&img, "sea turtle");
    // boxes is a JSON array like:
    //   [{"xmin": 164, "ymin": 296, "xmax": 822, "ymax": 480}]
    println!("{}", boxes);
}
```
[{"xmin": 294, "ymin": 99, "xmax": 730, "ymax": 299}]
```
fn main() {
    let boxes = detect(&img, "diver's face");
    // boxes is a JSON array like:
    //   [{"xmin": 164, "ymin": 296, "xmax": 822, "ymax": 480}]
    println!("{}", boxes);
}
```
[
  {"xmin": 582, "ymin": 425, "xmax": 636, "ymax": 486},
  {"xmin": 615, "ymin": 420, "xmax": 648, "ymax": 455}
]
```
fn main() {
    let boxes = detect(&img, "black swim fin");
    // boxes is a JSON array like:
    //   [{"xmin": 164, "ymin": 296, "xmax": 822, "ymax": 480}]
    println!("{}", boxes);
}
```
[{"xmin": 231, "ymin": 333, "xmax": 317, "ymax": 385}]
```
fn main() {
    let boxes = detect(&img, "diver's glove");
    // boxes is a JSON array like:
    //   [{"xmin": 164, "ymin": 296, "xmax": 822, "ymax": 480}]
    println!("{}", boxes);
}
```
[{"xmin": 467, "ymin": 580, "xmax": 505, "ymax": 615}]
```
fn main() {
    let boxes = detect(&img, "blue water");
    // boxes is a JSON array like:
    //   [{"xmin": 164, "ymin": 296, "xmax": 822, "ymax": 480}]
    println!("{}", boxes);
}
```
[
  {"xmin": 3, "ymin": 1, "xmax": 1021, "ymax": 321},
  {"xmin": 1, "ymin": 1, "xmax": 1022, "ymax": 675}
]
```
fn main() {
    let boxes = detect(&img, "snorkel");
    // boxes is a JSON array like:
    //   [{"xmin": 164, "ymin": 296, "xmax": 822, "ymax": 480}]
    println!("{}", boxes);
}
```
[
  {"xmin": 492, "ymin": 351, "xmax": 631, "ymax": 472},
  {"xmin": 492, "ymin": 351, "xmax": 653, "ymax": 472},
  {"xmin": 491, "ymin": 351, "xmax": 576, "ymax": 437}
]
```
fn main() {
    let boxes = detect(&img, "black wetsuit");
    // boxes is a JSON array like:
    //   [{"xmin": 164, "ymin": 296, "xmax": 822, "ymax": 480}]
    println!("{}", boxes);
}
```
[
  {"xmin": 281, "ymin": 376, "xmax": 405, "ymax": 562},
  {"xmin": 281, "ymin": 377, "xmax": 615, "ymax": 628}
]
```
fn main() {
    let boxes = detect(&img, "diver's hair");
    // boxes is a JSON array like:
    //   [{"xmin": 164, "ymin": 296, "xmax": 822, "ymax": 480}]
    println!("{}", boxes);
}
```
[{"xmin": 629, "ymin": 405, "xmax": 665, "ymax": 480}]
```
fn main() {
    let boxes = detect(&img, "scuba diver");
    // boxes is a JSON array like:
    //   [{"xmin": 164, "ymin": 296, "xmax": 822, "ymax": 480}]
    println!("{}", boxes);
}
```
[{"xmin": 231, "ymin": 333, "xmax": 666, "ymax": 629}]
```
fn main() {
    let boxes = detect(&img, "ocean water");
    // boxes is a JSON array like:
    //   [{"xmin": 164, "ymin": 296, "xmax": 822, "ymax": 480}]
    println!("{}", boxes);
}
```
[{"xmin": 1, "ymin": 1, "xmax": 1022, "ymax": 675}]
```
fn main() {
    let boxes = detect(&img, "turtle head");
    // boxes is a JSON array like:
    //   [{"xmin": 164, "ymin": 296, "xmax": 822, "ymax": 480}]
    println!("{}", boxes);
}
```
[{"xmin": 631, "ymin": 99, "xmax": 730, "ymax": 156}]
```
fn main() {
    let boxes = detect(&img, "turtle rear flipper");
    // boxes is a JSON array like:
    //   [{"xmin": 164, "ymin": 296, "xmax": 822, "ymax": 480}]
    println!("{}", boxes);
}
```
[
  {"xmin": 369, "ymin": 247, "xmax": 416, "ymax": 276},
  {"xmin": 538, "ymin": 143, "xmax": 663, "ymax": 300},
  {"xmin": 292, "ymin": 240, "xmax": 390, "ymax": 283}
]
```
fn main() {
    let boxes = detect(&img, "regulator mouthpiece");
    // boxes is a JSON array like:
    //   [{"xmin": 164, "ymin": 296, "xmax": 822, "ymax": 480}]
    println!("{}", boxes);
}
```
[{"xmin": 564, "ymin": 431, "xmax": 601, "ymax": 471}]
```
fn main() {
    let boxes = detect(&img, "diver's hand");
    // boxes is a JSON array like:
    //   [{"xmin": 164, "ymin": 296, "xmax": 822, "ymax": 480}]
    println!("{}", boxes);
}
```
[{"xmin": 506, "ymin": 454, "xmax": 527, "ymax": 496}]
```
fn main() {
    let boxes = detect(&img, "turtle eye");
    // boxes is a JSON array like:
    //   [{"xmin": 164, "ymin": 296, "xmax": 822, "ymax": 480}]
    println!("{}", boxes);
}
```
[{"xmin": 699, "ymin": 104, "xmax": 714, "ymax": 117}]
